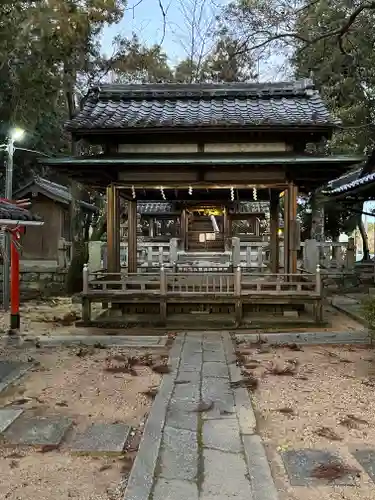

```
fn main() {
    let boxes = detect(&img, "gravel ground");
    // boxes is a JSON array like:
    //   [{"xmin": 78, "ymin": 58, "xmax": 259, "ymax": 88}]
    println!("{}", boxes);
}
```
[
  {"xmin": 0, "ymin": 345, "xmax": 165, "ymax": 499},
  {"xmin": 236, "ymin": 343, "xmax": 375, "ymax": 500}
]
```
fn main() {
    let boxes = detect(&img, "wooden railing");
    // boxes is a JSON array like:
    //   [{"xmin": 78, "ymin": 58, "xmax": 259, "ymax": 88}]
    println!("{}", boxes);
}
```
[{"xmin": 83, "ymin": 265, "xmax": 321, "ymax": 297}]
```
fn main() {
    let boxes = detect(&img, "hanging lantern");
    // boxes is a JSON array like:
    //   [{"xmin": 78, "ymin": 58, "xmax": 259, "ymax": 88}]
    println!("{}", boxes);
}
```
[
  {"xmin": 160, "ymin": 186, "xmax": 166, "ymax": 200},
  {"xmin": 188, "ymin": 186, "xmax": 193, "ymax": 195},
  {"xmin": 230, "ymin": 186, "xmax": 234, "ymax": 201},
  {"xmin": 131, "ymin": 185, "xmax": 136, "ymax": 199},
  {"xmin": 253, "ymin": 187, "xmax": 257, "ymax": 201}
]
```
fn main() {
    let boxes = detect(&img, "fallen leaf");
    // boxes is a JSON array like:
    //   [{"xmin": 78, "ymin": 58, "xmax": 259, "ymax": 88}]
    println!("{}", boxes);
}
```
[
  {"xmin": 314, "ymin": 426, "xmax": 343, "ymax": 441},
  {"xmin": 275, "ymin": 407, "xmax": 295, "ymax": 415},
  {"xmin": 152, "ymin": 365, "xmax": 171, "ymax": 374},
  {"xmin": 311, "ymin": 463, "xmax": 360, "ymax": 481}
]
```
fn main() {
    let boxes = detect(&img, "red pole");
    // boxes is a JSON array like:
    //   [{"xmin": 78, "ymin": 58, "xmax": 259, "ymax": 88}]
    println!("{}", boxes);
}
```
[{"xmin": 10, "ymin": 230, "xmax": 20, "ymax": 332}]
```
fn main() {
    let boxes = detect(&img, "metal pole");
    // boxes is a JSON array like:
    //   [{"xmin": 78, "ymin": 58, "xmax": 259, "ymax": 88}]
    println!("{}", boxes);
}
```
[{"xmin": 3, "ymin": 137, "xmax": 14, "ymax": 310}]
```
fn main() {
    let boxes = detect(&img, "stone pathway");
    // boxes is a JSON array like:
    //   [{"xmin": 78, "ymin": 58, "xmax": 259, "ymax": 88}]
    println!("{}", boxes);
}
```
[{"xmin": 124, "ymin": 332, "xmax": 278, "ymax": 500}]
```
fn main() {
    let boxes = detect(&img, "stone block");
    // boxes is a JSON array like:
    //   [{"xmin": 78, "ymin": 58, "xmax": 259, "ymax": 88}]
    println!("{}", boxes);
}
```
[
  {"xmin": 70, "ymin": 423, "xmax": 131, "ymax": 455},
  {"xmin": 4, "ymin": 415, "xmax": 73, "ymax": 447},
  {"xmin": 153, "ymin": 478, "xmax": 199, "ymax": 500},
  {"xmin": 234, "ymin": 388, "xmax": 256, "ymax": 435},
  {"xmin": 0, "ymin": 409, "xmax": 23, "ymax": 433},
  {"xmin": 159, "ymin": 426, "xmax": 198, "ymax": 481},
  {"xmin": 201, "ymin": 448, "xmax": 253, "ymax": 499},
  {"xmin": 351, "ymin": 449, "xmax": 375, "ymax": 483},
  {"xmin": 203, "ymin": 362, "xmax": 229, "ymax": 378},
  {"xmin": 242, "ymin": 435, "xmax": 278, "ymax": 500},
  {"xmin": 203, "ymin": 419, "xmax": 242, "ymax": 452},
  {"xmin": 281, "ymin": 449, "xmax": 357, "ymax": 486},
  {"xmin": 0, "ymin": 360, "xmax": 32, "ymax": 394}
]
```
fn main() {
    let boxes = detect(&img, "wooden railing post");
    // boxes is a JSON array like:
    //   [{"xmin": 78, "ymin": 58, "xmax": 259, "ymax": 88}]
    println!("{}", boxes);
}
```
[
  {"xmin": 83, "ymin": 263, "xmax": 89, "ymax": 294},
  {"xmin": 234, "ymin": 266, "xmax": 242, "ymax": 296},
  {"xmin": 315, "ymin": 264, "xmax": 321, "ymax": 295},
  {"xmin": 234, "ymin": 266, "xmax": 242, "ymax": 325},
  {"xmin": 159, "ymin": 266, "xmax": 167, "ymax": 324}
]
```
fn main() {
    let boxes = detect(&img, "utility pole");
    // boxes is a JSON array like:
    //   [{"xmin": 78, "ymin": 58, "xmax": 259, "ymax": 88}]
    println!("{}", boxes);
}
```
[
  {"xmin": 2, "ymin": 136, "xmax": 15, "ymax": 310},
  {"xmin": 1, "ymin": 128, "xmax": 24, "ymax": 310}
]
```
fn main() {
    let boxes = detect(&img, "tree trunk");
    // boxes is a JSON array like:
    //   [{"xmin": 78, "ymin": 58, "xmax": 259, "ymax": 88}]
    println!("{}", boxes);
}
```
[
  {"xmin": 358, "ymin": 217, "xmax": 370, "ymax": 261},
  {"xmin": 64, "ymin": 81, "xmax": 88, "ymax": 294}
]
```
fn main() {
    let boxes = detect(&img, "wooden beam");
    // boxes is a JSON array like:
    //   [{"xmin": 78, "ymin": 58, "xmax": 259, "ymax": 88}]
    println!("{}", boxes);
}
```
[
  {"xmin": 270, "ymin": 190, "xmax": 279, "ymax": 273},
  {"xmin": 106, "ymin": 184, "xmax": 120, "ymax": 272},
  {"xmin": 128, "ymin": 200, "xmax": 137, "ymax": 273}
]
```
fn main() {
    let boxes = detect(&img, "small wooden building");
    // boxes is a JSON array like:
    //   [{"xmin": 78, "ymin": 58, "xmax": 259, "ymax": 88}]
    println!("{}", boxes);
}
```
[
  {"xmin": 14, "ymin": 177, "xmax": 97, "ymax": 267},
  {"xmin": 43, "ymin": 80, "xmax": 363, "ymax": 326}
]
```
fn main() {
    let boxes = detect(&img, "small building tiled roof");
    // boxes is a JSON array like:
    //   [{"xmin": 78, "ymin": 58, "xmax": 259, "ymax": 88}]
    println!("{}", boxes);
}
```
[
  {"xmin": 66, "ymin": 80, "xmax": 339, "ymax": 132},
  {"xmin": 323, "ymin": 150, "xmax": 375, "ymax": 196},
  {"xmin": 135, "ymin": 201, "xmax": 175, "ymax": 215},
  {"xmin": 14, "ymin": 177, "xmax": 98, "ymax": 212},
  {"xmin": 0, "ymin": 200, "xmax": 42, "ymax": 222}
]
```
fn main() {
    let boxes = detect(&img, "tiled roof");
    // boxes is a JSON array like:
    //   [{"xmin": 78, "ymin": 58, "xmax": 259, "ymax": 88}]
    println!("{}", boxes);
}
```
[
  {"xmin": 323, "ymin": 150, "xmax": 375, "ymax": 195},
  {"xmin": 14, "ymin": 177, "xmax": 97, "ymax": 212},
  {"xmin": 0, "ymin": 200, "xmax": 42, "ymax": 222},
  {"xmin": 325, "ymin": 170, "xmax": 375, "ymax": 195},
  {"xmin": 66, "ymin": 80, "xmax": 339, "ymax": 131},
  {"xmin": 122, "ymin": 201, "xmax": 175, "ymax": 215}
]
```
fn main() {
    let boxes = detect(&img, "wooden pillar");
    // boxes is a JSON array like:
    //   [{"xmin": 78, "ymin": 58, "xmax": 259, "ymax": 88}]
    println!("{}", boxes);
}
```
[
  {"xmin": 283, "ymin": 188, "xmax": 289, "ymax": 274},
  {"xmin": 149, "ymin": 217, "xmax": 155, "ymax": 238},
  {"xmin": 106, "ymin": 184, "xmax": 120, "ymax": 272},
  {"xmin": 180, "ymin": 208, "xmax": 187, "ymax": 251},
  {"xmin": 128, "ymin": 200, "xmax": 137, "ymax": 273},
  {"xmin": 288, "ymin": 182, "xmax": 298, "ymax": 275},
  {"xmin": 270, "ymin": 190, "xmax": 279, "ymax": 274}
]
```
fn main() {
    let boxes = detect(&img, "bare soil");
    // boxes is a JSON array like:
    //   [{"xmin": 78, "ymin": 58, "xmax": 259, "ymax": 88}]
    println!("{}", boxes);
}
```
[
  {"xmin": 0, "ymin": 344, "xmax": 166, "ymax": 500},
  {"xmin": 237, "ymin": 343, "xmax": 375, "ymax": 500}
]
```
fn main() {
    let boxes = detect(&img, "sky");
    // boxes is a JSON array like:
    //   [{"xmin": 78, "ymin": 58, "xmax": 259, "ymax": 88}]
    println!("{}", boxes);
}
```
[{"xmin": 101, "ymin": 0, "xmax": 226, "ymax": 67}]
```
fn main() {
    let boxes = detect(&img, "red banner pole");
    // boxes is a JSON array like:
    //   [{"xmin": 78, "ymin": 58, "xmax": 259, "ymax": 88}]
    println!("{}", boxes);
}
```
[{"xmin": 10, "ymin": 230, "xmax": 20, "ymax": 332}]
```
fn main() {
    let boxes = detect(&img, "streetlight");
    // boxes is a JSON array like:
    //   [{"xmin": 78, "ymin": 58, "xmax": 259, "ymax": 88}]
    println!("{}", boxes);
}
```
[{"xmin": 1, "ymin": 127, "xmax": 25, "ymax": 311}]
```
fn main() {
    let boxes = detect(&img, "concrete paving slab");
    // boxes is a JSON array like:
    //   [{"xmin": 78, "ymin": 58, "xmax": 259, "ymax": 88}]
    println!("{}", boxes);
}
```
[
  {"xmin": 203, "ymin": 349, "xmax": 226, "ymax": 362},
  {"xmin": 201, "ymin": 448, "xmax": 253, "ymax": 500},
  {"xmin": 203, "ymin": 362, "xmax": 229, "ymax": 378},
  {"xmin": 0, "ymin": 360, "xmax": 33, "ymax": 394},
  {"xmin": 159, "ymin": 426, "xmax": 198, "ymax": 481},
  {"xmin": 4, "ymin": 414, "xmax": 73, "ymax": 447},
  {"xmin": 70, "ymin": 423, "xmax": 131, "ymax": 455},
  {"xmin": 0, "ymin": 408, "xmax": 23, "ymax": 434},
  {"xmin": 153, "ymin": 478, "xmax": 199, "ymax": 500},
  {"xmin": 201, "ymin": 377, "xmax": 234, "ymax": 413},
  {"xmin": 351, "ymin": 449, "xmax": 375, "ymax": 483},
  {"xmin": 166, "ymin": 404, "xmax": 198, "ymax": 432},
  {"xmin": 203, "ymin": 418, "xmax": 242, "ymax": 452},
  {"xmin": 282, "ymin": 449, "xmax": 357, "ymax": 486}
]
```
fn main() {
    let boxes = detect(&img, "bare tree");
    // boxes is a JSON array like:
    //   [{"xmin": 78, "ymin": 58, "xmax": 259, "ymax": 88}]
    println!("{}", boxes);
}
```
[{"xmin": 170, "ymin": 0, "xmax": 219, "ymax": 82}]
